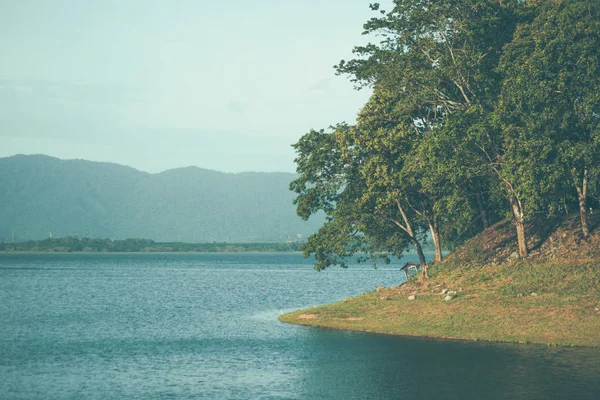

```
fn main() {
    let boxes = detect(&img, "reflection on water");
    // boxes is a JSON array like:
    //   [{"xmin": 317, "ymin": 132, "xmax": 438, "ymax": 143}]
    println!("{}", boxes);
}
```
[
  {"xmin": 1, "ymin": 253, "xmax": 599, "ymax": 399},
  {"xmin": 297, "ymin": 332, "xmax": 600, "ymax": 399}
]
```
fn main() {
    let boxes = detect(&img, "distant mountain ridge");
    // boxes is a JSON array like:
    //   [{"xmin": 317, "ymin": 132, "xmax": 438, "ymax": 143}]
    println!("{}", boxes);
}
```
[{"xmin": 0, "ymin": 154, "xmax": 321, "ymax": 242}]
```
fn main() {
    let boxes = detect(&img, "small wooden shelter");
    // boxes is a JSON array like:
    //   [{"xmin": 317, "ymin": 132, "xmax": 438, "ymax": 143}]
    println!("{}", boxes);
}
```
[{"xmin": 400, "ymin": 262, "xmax": 421, "ymax": 280}]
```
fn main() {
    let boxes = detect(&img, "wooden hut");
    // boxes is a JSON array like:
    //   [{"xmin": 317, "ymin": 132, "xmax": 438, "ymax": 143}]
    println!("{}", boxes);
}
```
[{"xmin": 400, "ymin": 262, "xmax": 421, "ymax": 280}]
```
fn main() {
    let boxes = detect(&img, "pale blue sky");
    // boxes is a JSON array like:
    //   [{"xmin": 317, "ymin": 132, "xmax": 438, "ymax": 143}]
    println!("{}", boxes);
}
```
[{"xmin": 0, "ymin": 0, "xmax": 390, "ymax": 173}]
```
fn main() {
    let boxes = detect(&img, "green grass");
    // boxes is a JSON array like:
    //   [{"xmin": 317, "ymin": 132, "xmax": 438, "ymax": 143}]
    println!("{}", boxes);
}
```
[{"xmin": 280, "ymin": 217, "xmax": 600, "ymax": 347}]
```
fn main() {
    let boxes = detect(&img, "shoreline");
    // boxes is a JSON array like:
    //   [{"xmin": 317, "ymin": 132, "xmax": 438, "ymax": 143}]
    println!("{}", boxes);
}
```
[
  {"xmin": 279, "ymin": 299, "xmax": 600, "ymax": 348},
  {"xmin": 279, "ymin": 260, "xmax": 600, "ymax": 348},
  {"xmin": 279, "ymin": 316, "xmax": 494, "ymax": 344},
  {"xmin": 280, "ymin": 217, "xmax": 600, "ymax": 348},
  {"xmin": 277, "ymin": 317, "xmax": 584, "ymax": 349}
]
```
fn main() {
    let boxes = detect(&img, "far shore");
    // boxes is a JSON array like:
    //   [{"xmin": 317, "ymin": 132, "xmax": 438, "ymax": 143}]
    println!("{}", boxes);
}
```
[{"xmin": 0, "ymin": 250, "xmax": 304, "ymax": 255}]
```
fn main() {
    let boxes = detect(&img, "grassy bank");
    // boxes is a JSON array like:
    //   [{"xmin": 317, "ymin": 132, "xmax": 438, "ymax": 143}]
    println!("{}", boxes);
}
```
[{"xmin": 280, "ymin": 216, "xmax": 600, "ymax": 347}]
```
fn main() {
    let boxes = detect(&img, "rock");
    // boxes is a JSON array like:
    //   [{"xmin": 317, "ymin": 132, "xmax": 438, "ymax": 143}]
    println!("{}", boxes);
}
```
[
  {"xmin": 448, "ymin": 291, "xmax": 457, "ymax": 296},
  {"xmin": 380, "ymin": 296, "xmax": 390, "ymax": 301},
  {"xmin": 376, "ymin": 286, "xmax": 385, "ymax": 292},
  {"xmin": 441, "ymin": 289, "xmax": 449, "ymax": 294},
  {"xmin": 530, "ymin": 292, "xmax": 538, "ymax": 297},
  {"xmin": 444, "ymin": 295, "xmax": 453, "ymax": 302},
  {"xmin": 408, "ymin": 295, "xmax": 416, "ymax": 301},
  {"xmin": 595, "ymin": 307, "xmax": 599, "ymax": 311},
  {"xmin": 509, "ymin": 252, "xmax": 519, "ymax": 260},
  {"xmin": 517, "ymin": 293, "xmax": 523, "ymax": 298}
]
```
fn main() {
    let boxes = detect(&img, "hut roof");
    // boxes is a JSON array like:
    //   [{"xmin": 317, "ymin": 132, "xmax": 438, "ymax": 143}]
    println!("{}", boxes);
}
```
[{"xmin": 400, "ymin": 262, "xmax": 419, "ymax": 271}]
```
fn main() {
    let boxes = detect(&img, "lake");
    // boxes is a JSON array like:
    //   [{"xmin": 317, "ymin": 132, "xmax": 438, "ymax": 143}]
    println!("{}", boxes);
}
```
[{"xmin": 1, "ymin": 253, "xmax": 599, "ymax": 399}]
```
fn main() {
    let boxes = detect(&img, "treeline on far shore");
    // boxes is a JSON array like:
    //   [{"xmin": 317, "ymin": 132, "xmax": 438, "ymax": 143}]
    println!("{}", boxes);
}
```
[{"xmin": 0, "ymin": 237, "xmax": 303, "ymax": 253}]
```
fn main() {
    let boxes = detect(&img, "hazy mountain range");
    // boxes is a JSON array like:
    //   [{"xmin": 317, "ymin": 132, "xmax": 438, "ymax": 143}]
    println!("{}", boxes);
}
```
[{"xmin": 0, "ymin": 155, "xmax": 322, "ymax": 243}]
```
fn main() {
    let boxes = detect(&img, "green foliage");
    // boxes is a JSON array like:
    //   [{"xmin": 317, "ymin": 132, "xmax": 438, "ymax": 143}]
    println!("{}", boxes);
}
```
[
  {"xmin": 293, "ymin": 0, "xmax": 528, "ymax": 268},
  {"xmin": 292, "ymin": 0, "xmax": 600, "ymax": 266},
  {"xmin": 291, "ymin": 121, "xmax": 420, "ymax": 270},
  {"xmin": 290, "ymin": 125, "xmax": 348, "ymax": 220},
  {"xmin": 496, "ymin": 0, "xmax": 600, "ymax": 217}
]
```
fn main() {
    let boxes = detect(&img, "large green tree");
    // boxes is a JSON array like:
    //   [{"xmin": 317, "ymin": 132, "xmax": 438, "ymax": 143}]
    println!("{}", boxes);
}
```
[
  {"xmin": 290, "ymin": 122, "xmax": 429, "ymax": 273},
  {"xmin": 497, "ymin": 0, "xmax": 600, "ymax": 239},
  {"xmin": 292, "ymin": 0, "xmax": 600, "ymax": 269},
  {"xmin": 292, "ymin": 0, "xmax": 525, "ymax": 272},
  {"xmin": 332, "ymin": 0, "xmax": 521, "ymax": 256}
]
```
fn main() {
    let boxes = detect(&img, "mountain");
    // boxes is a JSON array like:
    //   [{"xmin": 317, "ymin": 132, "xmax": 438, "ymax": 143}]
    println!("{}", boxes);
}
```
[{"xmin": 0, "ymin": 154, "xmax": 322, "ymax": 242}]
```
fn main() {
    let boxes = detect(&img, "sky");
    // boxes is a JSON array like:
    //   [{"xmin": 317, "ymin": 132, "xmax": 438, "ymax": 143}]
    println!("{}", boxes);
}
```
[{"xmin": 0, "ymin": 0, "xmax": 392, "ymax": 173}]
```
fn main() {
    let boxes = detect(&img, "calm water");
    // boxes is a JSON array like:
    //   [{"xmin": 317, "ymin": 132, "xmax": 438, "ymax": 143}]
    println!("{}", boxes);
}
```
[{"xmin": 1, "ymin": 253, "xmax": 599, "ymax": 399}]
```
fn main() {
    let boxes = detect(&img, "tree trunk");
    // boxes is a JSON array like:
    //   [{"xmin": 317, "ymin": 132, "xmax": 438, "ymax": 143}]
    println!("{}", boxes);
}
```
[
  {"xmin": 411, "ymin": 237, "xmax": 428, "ymax": 279},
  {"xmin": 476, "ymin": 192, "xmax": 489, "ymax": 230},
  {"xmin": 427, "ymin": 219, "xmax": 443, "ymax": 262},
  {"xmin": 509, "ymin": 194, "xmax": 528, "ymax": 258},
  {"xmin": 393, "ymin": 199, "xmax": 428, "ymax": 278},
  {"xmin": 576, "ymin": 169, "xmax": 589, "ymax": 238},
  {"xmin": 515, "ymin": 219, "xmax": 527, "ymax": 258}
]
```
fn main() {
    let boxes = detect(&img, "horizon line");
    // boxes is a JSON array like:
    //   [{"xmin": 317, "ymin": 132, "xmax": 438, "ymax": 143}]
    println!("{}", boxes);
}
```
[{"xmin": 1, "ymin": 153, "xmax": 298, "ymax": 176}]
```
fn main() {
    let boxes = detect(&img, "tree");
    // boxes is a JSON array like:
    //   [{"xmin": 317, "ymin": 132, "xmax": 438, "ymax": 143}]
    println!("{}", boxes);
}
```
[
  {"xmin": 290, "ymin": 122, "xmax": 430, "ymax": 273},
  {"xmin": 348, "ymin": 84, "xmax": 444, "ymax": 265},
  {"xmin": 336, "ymin": 0, "xmax": 520, "ymax": 110},
  {"xmin": 291, "ymin": 0, "xmax": 529, "ymax": 271},
  {"xmin": 333, "ymin": 0, "xmax": 522, "ymax": 256},
  {"xmin": 348, "ymin": 85, "xmax": 436, "ymax": 270},
  {"xmin": 497, "ymin": 0, "xmax": 600, "ymax": 240}
]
